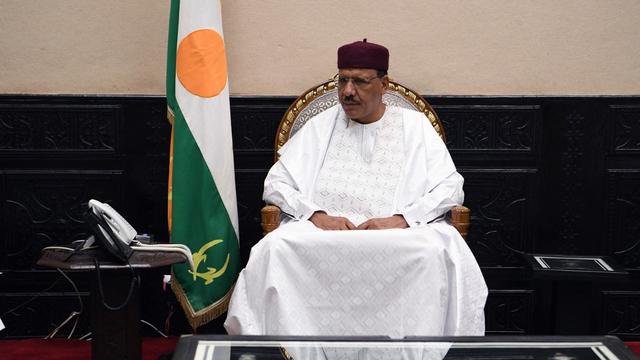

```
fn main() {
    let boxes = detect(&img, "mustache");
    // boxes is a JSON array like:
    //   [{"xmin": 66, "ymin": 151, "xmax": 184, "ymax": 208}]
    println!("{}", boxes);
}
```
[{"xmin": 341, "ymin": 95, "xmax": 359, "ymax": 104}]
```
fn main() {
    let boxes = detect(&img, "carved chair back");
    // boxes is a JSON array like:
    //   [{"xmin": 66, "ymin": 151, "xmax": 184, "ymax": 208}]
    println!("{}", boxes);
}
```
[{"xmin": 274, "ymin": 77, "xmax": 446, "ymax": 160}]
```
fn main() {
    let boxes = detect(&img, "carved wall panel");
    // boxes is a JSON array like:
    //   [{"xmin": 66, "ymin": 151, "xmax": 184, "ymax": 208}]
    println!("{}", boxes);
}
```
[
  {"xmin": 602, "ymin": 291, "xmax": 640, "ymax": 339},
  {"xmin": 484, "ymin": 289, "xmax": 534, "ymax": 335},
  {"xmin": 0, "ymin": 104, "xmax": 120, "ymax": 154},
  {"xmin": 0, "ymin": 290, "xmax": 91, "ymax": 338},
  {"xmin": 556, "ymin": 110, "xmax": 589, "ymax": 254},
  {"xmin": 0, "ymin": 171, "xmax": 122, "ymax": 269},
  {"xmin": 606, "ymin": 170, "xmax": 640, "ymax": 268},
  {"xmin": 610, "ymin": 105, "xmax": 640, "ymax": 154},
  {"xmin": 459, "ymin": 169, "xmax": 536, "ymax": 267},
  {"xmin": 118, "ymin": 101, "xmax": 171, "ymax": 242},
  {"xmin": 230, "ymin": 99, "xmax": 291, "ymax": 171},
  {"xmin": 138, "ymin": 105, "xmax": 170, "ymax": 155},
  {"xmin": 0, "ymin": 269, "xmax": 92, "ymax": 338},
  {"xmin": 230, "ymin": 102, "xmax": 287, "ymax": 151},
  {"xmin": 234, "ymin": 169, "xmax": 270, "ymax": 264},
  {"xmin": 437, "ymin": 105, "xmax": 539, "ymax": 153}
]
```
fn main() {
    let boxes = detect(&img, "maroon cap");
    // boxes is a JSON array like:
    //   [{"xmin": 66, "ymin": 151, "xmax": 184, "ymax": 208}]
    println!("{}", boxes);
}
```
[{"xmin": 337, "ymin": 39, "xmax": 389, "ymax": 71}]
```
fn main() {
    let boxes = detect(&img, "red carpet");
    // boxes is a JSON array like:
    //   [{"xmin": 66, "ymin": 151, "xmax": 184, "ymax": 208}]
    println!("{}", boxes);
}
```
[
  {"xmin": 626, "ymin": 341, "xmax": 640, "ymax": 357},
  {"xmin": 0, "ymin": 336, "xmax": 178, "ymax": 360}
]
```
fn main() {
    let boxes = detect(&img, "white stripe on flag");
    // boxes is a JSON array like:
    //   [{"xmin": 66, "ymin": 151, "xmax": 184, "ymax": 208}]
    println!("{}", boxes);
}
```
[{"xmin": 174, "ymin": 0, "xmax": 239, "ymax": 236}]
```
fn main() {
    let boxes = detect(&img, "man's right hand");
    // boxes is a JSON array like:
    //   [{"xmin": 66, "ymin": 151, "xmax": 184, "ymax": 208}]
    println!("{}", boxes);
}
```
[{"xmin": 309, "ymin": 211, "xmax": 356, "ymax": 230}]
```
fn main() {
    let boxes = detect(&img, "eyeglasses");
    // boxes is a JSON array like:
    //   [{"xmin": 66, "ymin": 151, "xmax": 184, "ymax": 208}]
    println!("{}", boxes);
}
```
[{"xmin": 336, "ymin": 75, "xmax": 381, "ymax": 89}]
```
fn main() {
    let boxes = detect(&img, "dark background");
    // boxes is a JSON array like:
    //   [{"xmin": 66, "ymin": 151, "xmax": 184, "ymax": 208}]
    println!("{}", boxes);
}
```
[{"xmin": 1, "ymin": 94, "xmax": 639, "ymax": 339}]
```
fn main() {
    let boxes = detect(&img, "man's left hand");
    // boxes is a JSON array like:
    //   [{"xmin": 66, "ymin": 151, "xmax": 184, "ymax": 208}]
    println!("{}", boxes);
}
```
[{"xmin": 356, "ymin": 215, "xmax": 409, "ymax": 230}]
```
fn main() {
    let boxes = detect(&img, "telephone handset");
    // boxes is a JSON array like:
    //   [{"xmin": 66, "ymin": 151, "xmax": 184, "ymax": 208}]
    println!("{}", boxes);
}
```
[
  {"xmin": 85, "ymin": 199, "xmax": 135, "ymax": 262},
  {"xmin": 85, "ymin": 199, "xmax": 195, "ymax": 271}
]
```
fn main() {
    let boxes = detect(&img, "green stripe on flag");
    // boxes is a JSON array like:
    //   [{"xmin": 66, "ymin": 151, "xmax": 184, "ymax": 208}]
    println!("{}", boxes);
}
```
[
  {"xmin": 171, "ymin": 107, "xmax": 240, "ymax": 319},
  {"xmin": 166, "ymin": 0, "xmax": 179, "ymax": 114}
]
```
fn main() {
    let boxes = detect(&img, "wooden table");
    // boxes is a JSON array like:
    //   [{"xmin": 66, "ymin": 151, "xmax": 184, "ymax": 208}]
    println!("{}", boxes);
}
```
[{"xmin": 37, "ymin": 247, "xmax": 187, "ymax": 360}]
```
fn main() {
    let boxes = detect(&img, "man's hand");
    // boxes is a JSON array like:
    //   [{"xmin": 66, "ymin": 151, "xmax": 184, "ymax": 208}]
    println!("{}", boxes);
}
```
[
  {"xmin": 310, "ymin": 211, "xmax": 356, "ymax": 230},
  {"xmin": 356, "ymin": 215, "xmax": 409, "ymax": 230}
]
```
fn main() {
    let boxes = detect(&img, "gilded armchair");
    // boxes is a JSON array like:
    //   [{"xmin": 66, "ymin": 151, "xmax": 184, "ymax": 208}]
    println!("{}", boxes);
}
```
[{"xmin": 260, "ymin": 77, "xmax": 471, "ymax": 239}]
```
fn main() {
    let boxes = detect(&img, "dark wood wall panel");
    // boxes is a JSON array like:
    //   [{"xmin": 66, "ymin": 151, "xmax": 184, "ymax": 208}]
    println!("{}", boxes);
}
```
[
  {"xmin": 0, "ymin": 171, "xmax": 123, "ymax": 269},
  {"xmin": 606, "ymin": 170, "xmax": 640, "ymax": 268},
  {"xmin": 230, "ymin": 98, "xmax": 290, "ymax": 152},
  {"xmin": 545, "ymin": 106, "xmax": 604, "ymax": 255},
  {"xmin": 2, "ymin": 95, "xmax": 640, "ymax": 339},
  {"xmin": 610, "ymin": 105, "xmax": 640, "ymax": 155},
  {"xmin": 0, "ymin": 104, "xmax": 121, "ymax": 154},
  {"xmin": 1, "ymin": 287, "xmax": 91, "ymax": 338},
  {"xmin": 461, "ymin": 169, "xmax": 537, "ymax": 268},
  {"xmin": 605, "ymin": 104, "xmax": 640, "ymax": 269},
  {"xmin": 484, "ymin": 289, "xmax": 535, "ymax": 335},
  {"xmin": 0, "ymin": 267, "xmax": 93, "ymax": 339},
  {"xmin": 235, "ymin": 169, "xmax": 269, "ymax": 265},
  {"xmin": 440, "ymin": 105, "xmax": 540, "ymax": 153},
  {"xmin": 602, "ymin": 290, "xmax": 640, "ymax": 339}
]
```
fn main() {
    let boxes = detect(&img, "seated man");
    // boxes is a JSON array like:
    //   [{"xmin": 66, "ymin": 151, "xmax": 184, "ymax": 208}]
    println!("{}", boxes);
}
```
[{"xmin": 224, "ymin": 40, "xmax": 487, "ymax": 338}]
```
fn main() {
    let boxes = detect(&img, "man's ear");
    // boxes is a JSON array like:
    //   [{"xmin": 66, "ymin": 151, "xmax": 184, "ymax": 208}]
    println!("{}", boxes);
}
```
[{"xmin": 381, "ymin": 75, "xmax": 389, "ymax": 90}]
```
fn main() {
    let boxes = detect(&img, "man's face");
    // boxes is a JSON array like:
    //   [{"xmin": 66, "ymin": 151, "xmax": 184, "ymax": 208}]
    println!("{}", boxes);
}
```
[{"xmin": 337, "ymin": 68, "xmax": 389, "ymax": 124}]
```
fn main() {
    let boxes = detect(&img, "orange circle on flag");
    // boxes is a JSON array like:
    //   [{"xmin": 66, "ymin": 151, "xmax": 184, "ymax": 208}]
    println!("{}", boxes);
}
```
[{"xmin": 176, "ymin": 29, "xmax": 228, "ymax": 98}]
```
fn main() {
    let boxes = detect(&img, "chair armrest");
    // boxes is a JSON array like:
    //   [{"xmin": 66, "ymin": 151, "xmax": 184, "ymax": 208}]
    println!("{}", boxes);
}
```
[
  {"xmin": 449, "ymin": 205, "xmax": 470, "ymax": 241},
  {"xmin": 261, "ymin": 204, "xmax": 470, "ymax": 240},
  {"xmin": 261, "ymin": 204, "xmax": 281, "ymax": 235}
]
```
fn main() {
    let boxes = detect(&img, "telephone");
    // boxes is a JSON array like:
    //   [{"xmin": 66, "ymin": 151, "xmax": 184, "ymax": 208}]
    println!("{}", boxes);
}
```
[{"xmin": 85, "ymin": 199, "xmax": 195, "ymax": 271}]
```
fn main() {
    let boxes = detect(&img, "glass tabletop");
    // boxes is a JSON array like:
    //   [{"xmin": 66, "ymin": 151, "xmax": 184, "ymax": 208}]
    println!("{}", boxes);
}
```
[{"xmin": 172, "ymin": 335, "xmax": 637, "ymax": 360}]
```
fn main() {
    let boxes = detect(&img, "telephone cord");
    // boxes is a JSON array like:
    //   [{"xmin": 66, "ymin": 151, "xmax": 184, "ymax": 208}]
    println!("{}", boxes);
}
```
[{"xmin": 93, "ymin": 258, "xmax": 140, "ymax": 311}]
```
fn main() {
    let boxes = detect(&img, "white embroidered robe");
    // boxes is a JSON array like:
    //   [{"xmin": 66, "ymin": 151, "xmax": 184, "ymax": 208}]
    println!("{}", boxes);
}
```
[{"xmin": 224, "ymin": 105, "xmax": 488, "ymax": 338}]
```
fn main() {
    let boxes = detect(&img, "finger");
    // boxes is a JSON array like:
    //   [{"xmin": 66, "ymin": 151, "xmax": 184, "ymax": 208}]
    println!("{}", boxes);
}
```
[
  {"xmin": 323, "ymin": 221, "xmax": 336, "ymax": 231},
  {"xmin": 338, "ymin": 220, "xmax": 352, "ymax": 230},
  {"xmin": 345, "ymin": 220, "xmax": 357, "ymax": 230},
  {"xmin": 368, "ymin": 221, "xmax": 382, "ymax": 230}
]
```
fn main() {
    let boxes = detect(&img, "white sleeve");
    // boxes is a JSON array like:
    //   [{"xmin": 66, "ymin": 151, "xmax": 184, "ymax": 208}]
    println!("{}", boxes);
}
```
[
  {"xmin": 263, "ymin": 160, "xmax": 323, "ymax": 220},
  {"xmin": 261, "ymin": 108, "xmax": 338, "ymax": 220},
  {"xmin": 401, "ymin": 172, "xmax": 464, "ymax": 227},
  {"xmin": 399, "ymin": 115, "xmax": 464, "ymax": 227}
]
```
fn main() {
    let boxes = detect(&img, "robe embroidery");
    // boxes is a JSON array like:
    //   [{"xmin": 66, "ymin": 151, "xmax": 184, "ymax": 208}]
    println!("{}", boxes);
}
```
[{"xmin": 313, "ymin": 107, "xmax": 404, "ymax": 225}]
